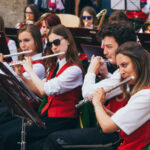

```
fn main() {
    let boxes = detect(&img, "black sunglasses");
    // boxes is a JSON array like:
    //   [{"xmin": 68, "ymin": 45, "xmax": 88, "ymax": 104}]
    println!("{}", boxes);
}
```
[
  {"xmin": 47, "ymin": 38, "xmax": 63, "ymax": 47},
  {"xmin": 82, "ymin": 16, "xmax": 92, "ymax": 20}
]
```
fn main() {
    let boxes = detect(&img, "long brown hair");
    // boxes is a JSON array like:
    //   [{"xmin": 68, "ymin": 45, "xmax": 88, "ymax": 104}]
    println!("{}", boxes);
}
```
[
  {"xmin": 17, "ymin": 24, "xmax": 43, "ymax": 55},
  {"xmin": 45, "ymin": 24, "xmax": 82, "ymax": 74},
  {"xmin": 116, "ymin": 42, "xmax": 150, "ymax": 97},
  {"xmin": 0, "ymin": 16, "xmax": 5, "ymax": 34}
]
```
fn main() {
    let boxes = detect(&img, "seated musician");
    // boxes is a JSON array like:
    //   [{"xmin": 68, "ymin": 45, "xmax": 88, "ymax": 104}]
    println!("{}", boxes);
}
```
[
  {"xmin": 79, "ymin": 6, "xmax": 97, "ymax": 29},
  {"xmin": 0, "ymin": 15, "xmax": 18, "ymax": 61},
  {"xmin": 42, "ymin": 22, "xmax": 137, "ymax": 150},
  {"xmin": 39, "ymin": 13, "xmax": 61, "ymax": 55},
  {"xmin": 92, "ymin": 42, "xmax": 150, "ymax": 150},
  {"xmin": 16, "ymin": 24, "xmax": 45, "ymax": 80},
  {"xmin": 16, "ymin": 4, "xmax": 41, "ymax": 29},
  {"xmin": 2, "ymin": 24, "xmax": 83, "ymax": 150}
]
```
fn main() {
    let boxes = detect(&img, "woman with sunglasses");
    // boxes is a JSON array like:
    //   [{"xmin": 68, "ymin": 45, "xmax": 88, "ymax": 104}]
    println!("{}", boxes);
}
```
[
  {"xmin": 92, "ymin": 42, "xmax": 150, "ymax": 150},
  {"xmin": 79, "ymin": 6, "xmax": 97, "ymax": 29},
  {"xmin": 16, "ymin": 4, "xmax": 41, "ymax": 29},
  {"xmin": 39, "ymin": 13, "xmax": 61, "ymax": 55},
  {"xmin": 4, "ymin": 24, "xmax": 83, "ymax": 150}
]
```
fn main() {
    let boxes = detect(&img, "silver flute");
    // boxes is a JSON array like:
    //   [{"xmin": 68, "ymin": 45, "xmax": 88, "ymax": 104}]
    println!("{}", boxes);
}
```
[
  {"xmin": 4, "ymin": 50, "xmax": 33, "ymax": 58},
  {"xmin": 9, "ymin": 52, "xmax": 65, "ymax": 66},
  {"xmin": 75, "ymin": 76, "xmax": 134, "ymax": 108}
]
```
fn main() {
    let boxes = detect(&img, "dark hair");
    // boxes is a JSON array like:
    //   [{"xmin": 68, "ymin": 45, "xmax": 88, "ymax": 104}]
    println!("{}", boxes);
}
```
[
  {"xmin": 108, "ymin": 10, "xmax": 129, "ymax": 24},
  {"xmin": 17, "ymin": 24, "xmax": 43, "ymax": 54},
  {"xmin": 24, "ymin": 4, "xmax": 40, "ymax": 22},
  {"xmin": 116, "ymin": 41, "xmax": 150, "ymax": 97},
  {"xmin": 44, "ymin": 14, "xmax": 61, "ymax": 27},
  {"xmin": 0, "ymin": 16, "xmax": 5, "ymax": 33},
  {"xmin": 79, "ymin": 6, "xmax": 97, "ymax": 28},
  {"xmin": 97, "ymin": 22, "xmax": 136, "ymax": 46},
  {"xmin": 46, "ymin": 24, "xmax": 82, "ymax": 72}
]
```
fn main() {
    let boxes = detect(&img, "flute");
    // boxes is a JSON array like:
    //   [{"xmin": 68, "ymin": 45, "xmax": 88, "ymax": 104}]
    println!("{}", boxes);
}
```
[
  {"xmin": 75, "ymin": 76, "xmax": 134, "ymax": 108},
  {"xmin": 9, "ymin": 52, "xmax": 65, "ymax": 66},
  {"xmin": 4, "ymin": 50, "xmax": 32, "ymax": 58}
]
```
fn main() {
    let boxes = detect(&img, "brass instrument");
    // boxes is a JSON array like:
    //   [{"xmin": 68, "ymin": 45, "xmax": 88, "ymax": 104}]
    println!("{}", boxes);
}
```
[
  {"xmin": 143, "ymin": 21, "xmax": 150, "ymax": 33},
  {"xmin": 9, "ymin": 52, "xmax": 65, "ymax": 66},
  {"xmin": 75, "ymin": 76, "xmax": 134, "ymax": 108},
  {"xmin": 96, "ymin": 9, "xmax": 107, "ymax": 30}
]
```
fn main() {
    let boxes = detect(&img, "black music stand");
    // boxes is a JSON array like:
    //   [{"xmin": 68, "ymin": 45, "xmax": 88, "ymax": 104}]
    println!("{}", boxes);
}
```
[
  {"xmin": 0, "ymin": 31, "xmax": 12, "ymax": 62},
  {"xmin": 137, "ymin": 33, "xmax": 150, "ymax": 52},
  {"xmin": 0, "ymin": 62, "xmax": 46, "ymax": 150},
  {"xmin": 68, "ymin": 27, "xmax": 104, "ymax": 59}
]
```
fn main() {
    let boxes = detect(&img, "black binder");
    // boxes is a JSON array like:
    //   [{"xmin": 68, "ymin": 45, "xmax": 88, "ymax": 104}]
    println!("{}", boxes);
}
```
[{"xmin": 137, "ymin": 33, "xmax": 150, "ymax": 53}]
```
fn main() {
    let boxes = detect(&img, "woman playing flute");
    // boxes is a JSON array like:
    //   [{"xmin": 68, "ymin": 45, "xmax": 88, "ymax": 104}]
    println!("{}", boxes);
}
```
[
  {"xmin": 4, "ymin": 24, "xmax": 83, "ymax": 150},
  {"xmin": 92, "ymin": 42, "xmax": 150, "ymax": 150},
  {"xmin": 17, "ymin": 24, "xmax": 45, "ymax": 80}
]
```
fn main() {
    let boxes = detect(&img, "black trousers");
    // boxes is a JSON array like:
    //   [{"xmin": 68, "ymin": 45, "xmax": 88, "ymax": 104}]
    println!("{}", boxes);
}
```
[
  {"xmin": 43, "ymin": 127, "xmax": 121, "ymax": 150},
  {"xmin": 0, "ymin": 112, "xmax": 78, "ymax": 150}
]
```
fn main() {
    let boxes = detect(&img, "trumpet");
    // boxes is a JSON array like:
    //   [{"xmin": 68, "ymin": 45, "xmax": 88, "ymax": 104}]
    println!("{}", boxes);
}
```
[
  {"xmin": 75, "ymin": 76, "xmax": 134, "ymax": 108},
  {"xmin": 4, "ymin": 50, "xmax": 33, "ymax": 58},
  {"xmin": 9, "ymin": 52, "xmax": 65, "ymax": 66}
]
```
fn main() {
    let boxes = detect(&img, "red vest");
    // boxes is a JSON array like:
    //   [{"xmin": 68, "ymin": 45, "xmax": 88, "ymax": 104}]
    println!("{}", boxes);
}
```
[
  {"xmin": 41, "ymin": 63, "xmax": 82, "ymax": 118},
  {"xmin": 106, "ymin": 95, "xmax": 129, "ymax": 113},
  {"xmin": 118, "ymin": 86, "xmax": 150, "ymax": 150}
]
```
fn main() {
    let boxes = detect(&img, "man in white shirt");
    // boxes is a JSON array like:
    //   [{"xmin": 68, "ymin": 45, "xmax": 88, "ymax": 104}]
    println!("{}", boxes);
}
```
[{"xmin": 82, "ymin": 22, "xmax": 137, "ymax": 100}]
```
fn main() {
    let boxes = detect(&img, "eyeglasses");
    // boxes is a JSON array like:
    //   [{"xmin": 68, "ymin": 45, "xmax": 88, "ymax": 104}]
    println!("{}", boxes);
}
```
[
  {"xmin": 47, "ymin": 38, "xmax": 63, "ymax": 47},
  {"xmin": 82, "ymin": 16, "xmax": 92, "ymax": 20},
  {"xmin": 25, "ymin": 12, "xmax": 33, "ymax": 15}
]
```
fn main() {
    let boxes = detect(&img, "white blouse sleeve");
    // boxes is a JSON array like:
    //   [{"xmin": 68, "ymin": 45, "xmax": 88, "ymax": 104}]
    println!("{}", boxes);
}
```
[
  {"xmin": 82, "ymin": 69, "xmax": 122, "ymax": 100},
  {"xmin": 111, "ymin": 89, "xmax": 150, "ymax": 135},
  {"xmin": 44, "ymin": 66, "xmax": 83, "ymax": 96},
  {"xmin": 23, "ymin": 63, "xmax": 45, "ymax": 80}
]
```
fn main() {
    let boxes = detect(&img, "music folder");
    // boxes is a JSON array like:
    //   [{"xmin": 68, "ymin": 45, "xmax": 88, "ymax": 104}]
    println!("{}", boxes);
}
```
[
  {"xmin": 0, "ymin": 62, "xmax": 46, "ymax": 128},
  {"xmin": 68, "ymin": 27, "xmax": 104, "ymax": 60},
  {"xmin": 137, "ymin": 33, "xmax": 150, "ymax": 53}
]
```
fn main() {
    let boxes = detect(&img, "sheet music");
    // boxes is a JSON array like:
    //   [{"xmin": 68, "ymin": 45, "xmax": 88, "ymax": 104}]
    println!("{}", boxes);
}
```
[
  {"xmin": 111, "ymin": 0, "xmax": 140, "ymax": 11},
  {"xmin": 0, "ymin": 62, "xmax": 42, "ymax": 102}
]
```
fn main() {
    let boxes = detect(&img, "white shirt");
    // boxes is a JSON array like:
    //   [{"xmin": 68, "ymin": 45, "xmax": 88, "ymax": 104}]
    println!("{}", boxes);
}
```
[
  {"xmin": 23, "ymin": 53, "xmax": 45, "ymax": 80},
  {"xmin": 44, "ymin": 58, "xmax": 83, "ymax": 96},
  {"xmin": 82, "ymin": 69, "xmax": 122, "ymax": 100},
  {"xmin": 111, "ymin": 89, "xmax": 150, "ymax": 135},
  {"xmin": 142, "ymin": 0, "xmax": 150, "ymax": 14},
  {"xmin": 7, "ymin": 39, "xmax": 18, "ymax": 61}
]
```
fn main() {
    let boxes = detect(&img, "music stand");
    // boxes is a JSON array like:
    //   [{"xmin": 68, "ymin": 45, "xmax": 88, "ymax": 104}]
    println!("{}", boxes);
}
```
[
  {"xmin": 111, "ymin": 0, "xmax": 140, "ymax": 11},
  {"xmin": 137, "ymin": 33, "xmax": 150, "ymax": 52},
  {"xmin": 0, "ymin": 62, "xmax": 46, "ymax": 150},
  {"xmin": 0, "ymin": 31, "xmax": 12, "ymax": 62}
]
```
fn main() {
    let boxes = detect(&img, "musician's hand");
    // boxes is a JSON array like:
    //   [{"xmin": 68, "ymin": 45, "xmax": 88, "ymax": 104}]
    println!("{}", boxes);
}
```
[
  {"xmin": 13, "ymin": 65, "xmax": 23, "ymax": 78},
  {"xmin": 22, "ymin": 57, "xmax": 33, "ymax": 73},
  {"xmin": 0, "ymin": 53, "xmax": 4, "ymax": 62},
  {"xmin": 99, "ymin": 57, "xmax": 108, "ymax": 78},
  {"xmin": 87, "ymin": 55, "xmax": 101, "ymax": 75},
  {"xmin": 92, "ymin": 88, "xmax": 106, "ymax": 107}
]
